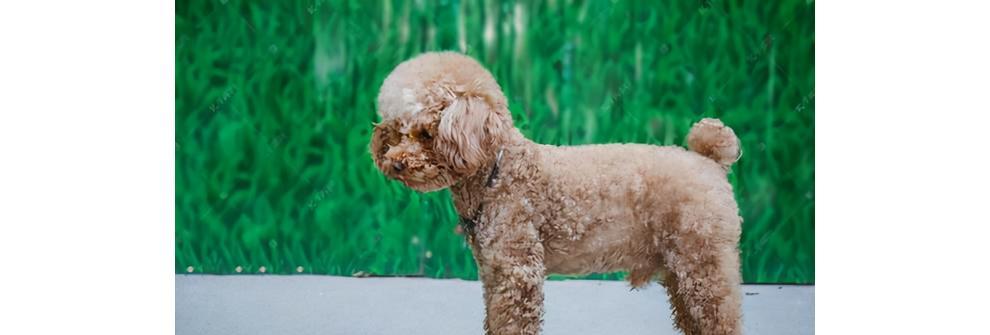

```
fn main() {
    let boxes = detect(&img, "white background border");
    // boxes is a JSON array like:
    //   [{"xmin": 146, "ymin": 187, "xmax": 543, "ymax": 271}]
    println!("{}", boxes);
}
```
[
  {"xmin": 817, "ymin": 0, "xmax": 990, "ymax": 333},
  {"xmin": 1, "ymin": 1, "xmax": 174, "ymax": 334}
]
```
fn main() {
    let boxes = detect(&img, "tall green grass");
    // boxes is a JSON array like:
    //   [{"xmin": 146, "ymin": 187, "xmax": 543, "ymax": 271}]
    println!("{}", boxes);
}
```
[{"xmin": 176, "ymin": 0, "xmax": 814, "ymax": 283}]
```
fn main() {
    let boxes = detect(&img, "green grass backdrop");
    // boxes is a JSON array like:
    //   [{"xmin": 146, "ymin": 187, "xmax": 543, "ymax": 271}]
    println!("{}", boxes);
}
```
[{"xmin": 176, "ymin": 0, "xmax": 814, "ymax": 283}]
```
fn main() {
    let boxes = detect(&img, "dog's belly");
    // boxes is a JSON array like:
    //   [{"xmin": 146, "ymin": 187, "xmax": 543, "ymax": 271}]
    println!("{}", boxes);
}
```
[{"xmin": 542, "ymin": 217, "xmax": 652, "ymax": 275}]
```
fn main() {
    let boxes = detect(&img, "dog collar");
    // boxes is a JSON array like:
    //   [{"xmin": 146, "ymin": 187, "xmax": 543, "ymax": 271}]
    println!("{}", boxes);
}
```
[
  {"xmin": 485, "ymin": 148, "xmax": 504, "ymax": 188},
  {"xmin": 459, "ymin": 147, "xmax": 505, "ymax": 240}
]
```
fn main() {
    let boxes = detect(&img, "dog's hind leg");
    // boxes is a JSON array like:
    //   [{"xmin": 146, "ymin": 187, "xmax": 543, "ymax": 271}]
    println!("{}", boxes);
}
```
[{"xmin": 658, "ymin": 213, "xmax": 743, "ymax": 335}]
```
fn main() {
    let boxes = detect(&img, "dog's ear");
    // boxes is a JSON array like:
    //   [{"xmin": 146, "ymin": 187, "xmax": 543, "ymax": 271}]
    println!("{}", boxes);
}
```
[{"xmin": 436, "ymin": 96, "xmax": 505, "ymax": 175}]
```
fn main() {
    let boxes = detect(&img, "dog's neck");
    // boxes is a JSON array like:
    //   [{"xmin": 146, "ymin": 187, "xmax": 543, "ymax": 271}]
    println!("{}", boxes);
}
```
[
  {"xmin": 451, "ymin": 148, "xmax": 501, "ymax": 240},
  {"xmin": 451, "ymin": 129, "xmax": 526, "ymax": 191},
  {"xmin": 449, "ymin": 129, "xmax": 531, "ymax": 235}
]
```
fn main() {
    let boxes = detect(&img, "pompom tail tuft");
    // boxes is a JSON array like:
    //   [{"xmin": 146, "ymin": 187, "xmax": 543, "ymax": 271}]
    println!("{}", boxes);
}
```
[{"xmin": 687, "ymin": 118, "xmax": 741, "ymax": 168}]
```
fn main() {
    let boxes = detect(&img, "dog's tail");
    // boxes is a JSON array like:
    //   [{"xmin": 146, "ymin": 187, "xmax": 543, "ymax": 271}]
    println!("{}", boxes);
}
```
[{"xmin": 687, "ymin": 118, "xmax": 741, "ymax": 168}]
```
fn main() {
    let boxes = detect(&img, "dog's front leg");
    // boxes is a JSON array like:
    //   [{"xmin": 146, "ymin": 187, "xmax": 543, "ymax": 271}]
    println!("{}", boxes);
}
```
[{"xmin": 475, "ymin": 221, "xmax": 545, "ymax": 335}]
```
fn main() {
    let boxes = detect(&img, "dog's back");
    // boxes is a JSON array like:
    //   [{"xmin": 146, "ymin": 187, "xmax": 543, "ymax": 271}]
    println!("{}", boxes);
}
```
[{"xmin": 533, "ymin": 139, "xmax": 739, "ymax": 274}]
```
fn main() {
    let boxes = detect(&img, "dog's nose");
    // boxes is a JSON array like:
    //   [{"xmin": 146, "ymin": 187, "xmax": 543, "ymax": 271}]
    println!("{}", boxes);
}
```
[{"xmin": 392, "ymin": 161, "xmax": 405, "ymax": 173}]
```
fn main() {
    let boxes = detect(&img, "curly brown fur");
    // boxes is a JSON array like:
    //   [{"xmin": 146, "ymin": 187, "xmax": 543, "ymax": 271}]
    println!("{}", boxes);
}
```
[{"xmin": 371, "ymin": 52, "xmax": 743, "ymax": 335}]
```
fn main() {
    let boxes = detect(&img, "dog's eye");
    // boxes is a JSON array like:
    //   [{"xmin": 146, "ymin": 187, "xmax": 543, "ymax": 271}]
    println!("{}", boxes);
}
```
[{"xmin": 409, "ymin": 129, "xmax": 432, "ymax": 141}]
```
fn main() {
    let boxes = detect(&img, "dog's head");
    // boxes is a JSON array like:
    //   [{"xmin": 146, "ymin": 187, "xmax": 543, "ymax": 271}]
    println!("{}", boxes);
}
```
[{"xmin": 370, "ymin": 52, "xmax": 513, "ymax": 192}]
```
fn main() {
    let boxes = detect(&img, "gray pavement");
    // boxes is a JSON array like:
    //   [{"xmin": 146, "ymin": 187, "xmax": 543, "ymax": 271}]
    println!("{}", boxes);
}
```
[{"xmin": 177, "ymin": 275, "xmax": 813, "ymax": 335}]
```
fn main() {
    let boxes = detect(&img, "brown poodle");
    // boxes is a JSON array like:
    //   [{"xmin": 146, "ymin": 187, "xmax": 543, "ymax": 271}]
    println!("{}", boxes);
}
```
[{"xmin": 371, "ymin": 52, "xmax": 743, "ymax": 335}]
